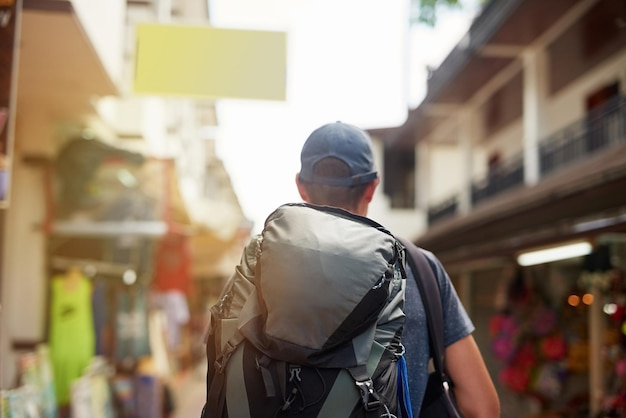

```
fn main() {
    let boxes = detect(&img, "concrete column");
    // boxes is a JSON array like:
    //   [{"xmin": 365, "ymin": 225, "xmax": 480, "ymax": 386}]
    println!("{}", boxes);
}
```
[
  {"xmin": 458, "ymin": 107, "xmax": 475, "ymax": 215},
  {"xmin": 522, "ymin": 48, "xmax": 547, "ymax": 186},
  {"xmin": 1, "ymin": 109, "xmax": 52, "ymax": 387}
]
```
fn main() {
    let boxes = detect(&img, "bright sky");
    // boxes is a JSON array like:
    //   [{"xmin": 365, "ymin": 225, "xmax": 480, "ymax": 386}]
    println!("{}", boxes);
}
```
[{"xmin": 208, "ymin": 0, "xmax": 480, "ymax": 233}]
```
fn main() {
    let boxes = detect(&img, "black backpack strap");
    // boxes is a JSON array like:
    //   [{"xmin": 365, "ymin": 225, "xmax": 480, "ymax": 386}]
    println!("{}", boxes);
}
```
[
  {"xmin": 256, "ymin": 354, "xmax": 278, "ymax": 397},
  {"xmin": 400, "ymin": 238, "xmax": 464, "ymax": 418},
  {"xmin": 205, "ymin": 337, "xmax": 241, "ymax": 418},
  {"xmin": 396, "ymin": 238, "xmax": 447, "ymax": 386}
]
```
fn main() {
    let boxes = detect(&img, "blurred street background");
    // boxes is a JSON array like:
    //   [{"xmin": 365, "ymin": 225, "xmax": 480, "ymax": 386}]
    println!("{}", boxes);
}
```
[{"xmin": 1, "ymin": 0, "xmax": 626, "ymax": 417}]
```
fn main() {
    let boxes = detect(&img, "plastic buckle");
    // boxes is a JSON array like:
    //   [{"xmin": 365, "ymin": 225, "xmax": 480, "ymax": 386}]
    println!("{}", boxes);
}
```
[
  {"xmin": 394, "ymin": 343, "xmax": 406, "ymax": 360},
  {"xmin": 355, "ymin": 379, "xmax": 382, "ymax": 411},
  {"xmin": 214, "ymin": 341, "xmax": 236, "ymax": 373},
  {"xmin": 214, "ymin": 355, "xmax": 228, "ymax": 374}
]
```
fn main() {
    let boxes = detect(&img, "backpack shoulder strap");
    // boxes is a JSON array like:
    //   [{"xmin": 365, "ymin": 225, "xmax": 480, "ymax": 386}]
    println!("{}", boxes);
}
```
[
  {"xmin": 396, "ymin": 238, "xmax": 446, "ymax": 376},
  {"xmin": 399, "ymin": 238, "xmax": 465, "ymax": 418}
]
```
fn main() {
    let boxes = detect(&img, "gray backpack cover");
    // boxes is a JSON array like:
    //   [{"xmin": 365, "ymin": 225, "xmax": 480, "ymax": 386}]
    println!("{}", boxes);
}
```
[{"xmin": 202, "ymin": 203, "xmax": 407, "ymax": 417}]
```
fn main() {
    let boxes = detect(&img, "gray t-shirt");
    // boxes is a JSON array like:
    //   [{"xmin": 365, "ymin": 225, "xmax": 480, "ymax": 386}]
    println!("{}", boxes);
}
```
[{"xmin": 402, "ymin": 248, "xmax": 474, "ymax": 416}]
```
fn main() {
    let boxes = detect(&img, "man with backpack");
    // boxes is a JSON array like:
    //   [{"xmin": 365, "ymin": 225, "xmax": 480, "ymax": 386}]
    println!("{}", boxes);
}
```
[{"xmin": 203, "ymin": 121, "xmax": 499, "ymax": 417}]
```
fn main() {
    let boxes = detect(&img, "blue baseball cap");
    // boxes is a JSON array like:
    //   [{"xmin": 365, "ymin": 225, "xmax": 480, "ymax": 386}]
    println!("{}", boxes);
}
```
[{"xmin": 298, "ymin": 122, "xmax": 378, "ymax": 187}]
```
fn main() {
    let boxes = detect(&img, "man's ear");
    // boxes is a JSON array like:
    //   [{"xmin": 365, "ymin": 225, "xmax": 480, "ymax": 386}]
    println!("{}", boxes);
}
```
[
  {"xmin": 295, "ymin": 173, "xmax": 311, "ymax": 202},
  {"xmin": 363, "ymin": 178, "xmax": 379, "ymax": 203}
]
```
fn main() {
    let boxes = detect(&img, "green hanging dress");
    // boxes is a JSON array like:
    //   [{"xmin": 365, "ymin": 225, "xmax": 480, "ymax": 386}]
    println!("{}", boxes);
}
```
[{"xmin": 48, "ymin": 274, "xmax": 95, "ymax": 405}]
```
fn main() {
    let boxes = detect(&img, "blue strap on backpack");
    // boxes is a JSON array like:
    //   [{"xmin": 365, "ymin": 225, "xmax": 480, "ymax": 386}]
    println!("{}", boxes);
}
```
[{"xmin": 398, "ymin": 353, "xmax": 414, "ymax": 418}]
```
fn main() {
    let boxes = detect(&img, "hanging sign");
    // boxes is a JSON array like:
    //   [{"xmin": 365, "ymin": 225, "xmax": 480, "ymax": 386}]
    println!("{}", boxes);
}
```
[{"xmin": 134, "ymin": 24, "xmax": 287, "ymax": 101}]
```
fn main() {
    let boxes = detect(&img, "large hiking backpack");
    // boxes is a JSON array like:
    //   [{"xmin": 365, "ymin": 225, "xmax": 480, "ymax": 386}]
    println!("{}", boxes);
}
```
[{"xmin": 202, "ymin": 203, "xmax": 408, "ymax": 417}]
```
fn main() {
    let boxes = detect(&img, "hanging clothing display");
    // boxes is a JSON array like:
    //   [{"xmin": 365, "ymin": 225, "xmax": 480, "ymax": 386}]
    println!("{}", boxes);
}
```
[
  {"xmin": 152, "ymin": 233, "xmax": 191, "ymax": 294},
  {"xmin": 92, "ymin": 279, "xmax": 110, "ymax": 356},
  {"xmin": 115, "ymin": 285, "xmax": 151, "ymax": 363},
  {"xmin": 48, "ymin": 269, "xmax": 95, "ymax": 405},
  {"xmin": 150, "ymin": 290, "xmax": 190, "ymax": 350}
]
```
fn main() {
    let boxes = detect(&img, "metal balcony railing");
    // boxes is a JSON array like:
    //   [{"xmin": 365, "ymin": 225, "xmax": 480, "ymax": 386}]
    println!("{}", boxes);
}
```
[
  {"xmin": 471, "ymin": 154, "xmax": 524, "ymax": 206},
  {"xmin": 539, "ymin": 95, "xmax": 626, "ymax": 176},
  {"xmin": 426, "ymin": 96, "xmax": 626, "ymax": 226},
  {"xmin": 427, "ymin": 196, "xmax": 458, "ymax": 225}
]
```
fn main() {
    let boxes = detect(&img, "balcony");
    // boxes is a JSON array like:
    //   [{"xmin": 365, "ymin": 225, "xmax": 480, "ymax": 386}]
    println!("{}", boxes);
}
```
[
  {"xmin": 471, "ymin": 154, "xmax": 524, "ymax": 207},
  {"xmin": 427, "ymin": 96, "xmax": 626, "ymax": 226},
  {"xmin": 540, "ymin": 96, "xmax": 626, "ymax": 177},
  {"xmin": 427, "ymin": 196, "xmax": 458, "ymax": 225}
]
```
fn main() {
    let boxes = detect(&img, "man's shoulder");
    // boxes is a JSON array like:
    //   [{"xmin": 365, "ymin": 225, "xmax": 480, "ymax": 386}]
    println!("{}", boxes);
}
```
[
  {"xmin": 398, "ymin": 239, "xmax": 440, "ymax": 269},
  {"xmin": 400, "ymin": 241, "xmax": 449, "ymax": 289},
  {"xmin": 413, "ymin": 245, "xmax": 436, "ymax": 260},
  {"xmin": 417, "ymin": 247, "xmax": 441, "ymax": 271}
]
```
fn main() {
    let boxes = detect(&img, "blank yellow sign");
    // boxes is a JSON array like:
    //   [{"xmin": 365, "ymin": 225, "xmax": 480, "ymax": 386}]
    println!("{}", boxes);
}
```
[{"xmin": 134, "ymin": 24, "xmax": 287, "ymax": 101}]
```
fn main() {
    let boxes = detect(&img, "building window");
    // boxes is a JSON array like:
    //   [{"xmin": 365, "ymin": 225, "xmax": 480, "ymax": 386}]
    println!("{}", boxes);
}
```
[
  {"xmin": 482, "ymin": 71, "xmax": 523, "ymax": 137},
  {"xmin": 383, "ymin": 145, "xmax": 415, "ymax": 209}
]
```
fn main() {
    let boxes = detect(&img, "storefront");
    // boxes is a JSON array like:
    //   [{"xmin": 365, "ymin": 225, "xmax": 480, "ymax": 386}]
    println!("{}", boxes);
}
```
[
  {"xmin": 441, "ymin": 228, "xmax": 626, "ymax": 418},
  {"xmin": 2, "ymin": 138, "xmax": 196, "ymax": 417}
]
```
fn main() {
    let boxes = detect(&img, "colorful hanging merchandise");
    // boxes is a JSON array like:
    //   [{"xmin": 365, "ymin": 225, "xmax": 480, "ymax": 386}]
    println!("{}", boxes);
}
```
[
  {"xmin": 152, "ymin": 233, "xmax": 191, "ymax": 295},
  {"xmin": 588, "ymin": 265, "xmax": 626, "ymax": 417},
  {"xmin": 489, "ymin": 269, "xmax": 569, "ymax": 407},
  {"xmin": 48, "ymin": 267, "xmax": 95, "ymax": 406},
  {"xmin": 115, "ymin": 285, "xmax": 151, "ymax": 364}
]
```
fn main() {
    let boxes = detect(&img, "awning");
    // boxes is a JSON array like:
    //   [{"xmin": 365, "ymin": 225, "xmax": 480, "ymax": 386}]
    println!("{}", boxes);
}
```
[{"xmin": 18, "ymin": 0, "xmax": 119, "ymax": 120}]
